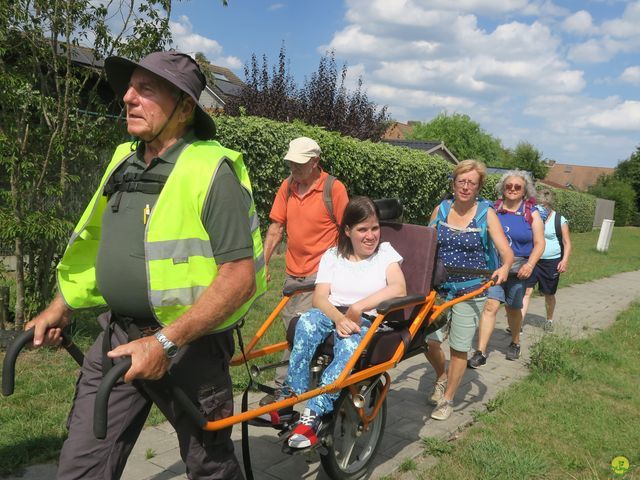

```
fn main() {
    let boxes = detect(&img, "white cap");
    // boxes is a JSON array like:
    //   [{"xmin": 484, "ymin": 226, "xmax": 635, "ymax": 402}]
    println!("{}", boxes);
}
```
[{"xmin": 284, "ymin": 137, "xmax": 322, "ymax": 164}]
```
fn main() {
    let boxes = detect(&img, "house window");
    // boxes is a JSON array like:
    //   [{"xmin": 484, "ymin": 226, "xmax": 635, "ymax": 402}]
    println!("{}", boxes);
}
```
[{"xmin": 213, "ymin": 72, "xmax": 229, "ymax": 81}]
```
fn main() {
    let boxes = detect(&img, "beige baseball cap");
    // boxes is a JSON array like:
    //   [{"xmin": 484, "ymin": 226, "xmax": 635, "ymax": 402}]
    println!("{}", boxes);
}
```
[{"xmin": 284, "ymin": 137, "xmax": 322, "ymax": 164}]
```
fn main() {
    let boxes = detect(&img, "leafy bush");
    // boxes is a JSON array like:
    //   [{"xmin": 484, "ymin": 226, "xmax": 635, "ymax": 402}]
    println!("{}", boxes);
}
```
[
  {"xmin": 214, "ymin": 115, "xmax": 597, "ymax": 233},
  {"xmin": 589, "ymin": 176, "xmax": 637, "ymax": 227},
  {"xmin": 550, "ymin": 188, "xmax": 596, "ymax": 233},
  {"xmin": 214, "ymin": 115, "xmax": 453, "ymax": 227}
]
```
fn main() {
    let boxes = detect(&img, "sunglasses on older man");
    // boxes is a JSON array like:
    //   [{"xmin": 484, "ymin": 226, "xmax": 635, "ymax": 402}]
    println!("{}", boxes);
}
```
[{"xmin": 505, "ymin": 183, "xmax": 523, "ymax": 192}]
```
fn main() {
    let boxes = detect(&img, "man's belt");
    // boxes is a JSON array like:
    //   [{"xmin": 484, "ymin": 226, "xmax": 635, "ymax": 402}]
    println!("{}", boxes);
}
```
[{"xmin": 102, "ymin": 312, "xmax": 163, "ymax": 376}]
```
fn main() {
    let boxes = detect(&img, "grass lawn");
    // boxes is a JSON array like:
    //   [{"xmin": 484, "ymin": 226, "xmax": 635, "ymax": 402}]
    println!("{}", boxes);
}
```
[
  {"xmin": 413, "ymin": 300, "xmax": 640, "ymax": 480},
  {"xmin": 0, "ymin": 227, "xmax": 638, "ymax": 475}
]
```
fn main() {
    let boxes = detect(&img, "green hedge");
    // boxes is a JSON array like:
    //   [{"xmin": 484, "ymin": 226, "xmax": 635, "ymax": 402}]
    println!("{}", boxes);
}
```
[
  {"xmin": 548, "ymin": 188, "xmax": 596, "ymax": 232},
  {"xmin": 215, "ymin": 115, "xmax": 452, "ymax": 226},
  {"xmin": 214, "ymin": 115, "xmax": 595, "ymax": 232}
]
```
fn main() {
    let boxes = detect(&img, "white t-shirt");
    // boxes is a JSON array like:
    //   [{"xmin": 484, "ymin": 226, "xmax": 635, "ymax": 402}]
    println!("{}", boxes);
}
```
[{"xmin": 315, "ymin": 242, "xmax": 403, "ymax": 315}]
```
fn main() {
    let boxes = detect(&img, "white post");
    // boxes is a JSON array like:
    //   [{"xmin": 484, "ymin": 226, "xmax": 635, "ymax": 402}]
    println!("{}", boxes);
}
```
[{"xmin": 596, "ymin": 219, "xmax": 615, "ymax": 252}]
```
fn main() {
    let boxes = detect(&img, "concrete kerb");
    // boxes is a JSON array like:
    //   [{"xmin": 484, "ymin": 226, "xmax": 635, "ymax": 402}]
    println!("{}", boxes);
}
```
[{"xmin": 5, "ymin": 270, "xmax": 640, "ymax": 480}]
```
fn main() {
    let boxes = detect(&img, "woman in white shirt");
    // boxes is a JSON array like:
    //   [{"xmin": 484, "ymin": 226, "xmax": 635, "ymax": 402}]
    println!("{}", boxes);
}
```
[{"xmin": 285, "ymin": 196, "xmax": 406, "ymax": 449}]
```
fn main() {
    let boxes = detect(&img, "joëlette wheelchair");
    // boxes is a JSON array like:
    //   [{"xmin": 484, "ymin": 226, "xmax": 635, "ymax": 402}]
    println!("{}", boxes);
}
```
[{"xmin": 2, "ymin": 199, "xmax": 494, "ymax": 480}]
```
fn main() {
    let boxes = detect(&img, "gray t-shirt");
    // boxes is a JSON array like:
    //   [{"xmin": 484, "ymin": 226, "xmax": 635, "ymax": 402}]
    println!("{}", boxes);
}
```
[{"xmin": 95, "ymin": 133, "xmax": 253, "ymax": 319}]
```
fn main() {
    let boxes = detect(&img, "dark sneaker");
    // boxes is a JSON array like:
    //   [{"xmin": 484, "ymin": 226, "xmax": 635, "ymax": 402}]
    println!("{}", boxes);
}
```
[
  {"xmin": 287, "ymin": 408, "xmax": 323, "ymax": 449},
  {"xmin": 505, "ymin": 342, "xmax": 521, "ymax": 361},
  {"xmin": 467, "ymin": 351, "xmax": 487, "ymax": 369},
  {"xmin": 259, "ymin": 393, "xmax": 276, "ymax": 406}
]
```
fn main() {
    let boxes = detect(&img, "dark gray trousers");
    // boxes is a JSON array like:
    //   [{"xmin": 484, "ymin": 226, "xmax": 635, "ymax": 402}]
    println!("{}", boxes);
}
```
[{"xmin": 57, "ymin": 312, "xmax": 243, "ymax": 480}]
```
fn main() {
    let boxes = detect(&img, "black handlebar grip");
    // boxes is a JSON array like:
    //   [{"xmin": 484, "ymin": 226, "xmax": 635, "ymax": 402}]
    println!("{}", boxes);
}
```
[
  {"xmin": 2, "ymin": 329, "xmax": 85, "ymax": 397},
  {"xmin": 94, "ymin": 358, "xmax": 132, "ymax": 440},
  {"xmin": 2, "ymin": 329, "xmax": 35, "ymax": 396},
  {"xmin": 61, "ymin": 336, "xmax": 85, "ymax": 367}
]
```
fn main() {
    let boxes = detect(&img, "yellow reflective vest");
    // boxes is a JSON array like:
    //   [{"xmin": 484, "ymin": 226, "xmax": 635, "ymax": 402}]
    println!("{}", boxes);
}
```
[{"xmin": 56, "ymin": 140, "xmax": 267, "ymax": 332}]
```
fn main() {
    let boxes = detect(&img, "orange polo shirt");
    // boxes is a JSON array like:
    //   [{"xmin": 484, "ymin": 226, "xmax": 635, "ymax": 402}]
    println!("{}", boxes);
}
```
[{"xmin": 270, "ymin": 171, "xmax": 348, "ymax": 277}]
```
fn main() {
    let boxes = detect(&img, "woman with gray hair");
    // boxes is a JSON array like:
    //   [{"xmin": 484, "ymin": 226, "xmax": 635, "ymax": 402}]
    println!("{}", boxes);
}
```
[
  {"xmin": 521, "ymin": 188, "xmax": 572, "ymax": 331},
  {"xmin": 468, "ymin": 169, "xmax": 545, "ymax": 367}
]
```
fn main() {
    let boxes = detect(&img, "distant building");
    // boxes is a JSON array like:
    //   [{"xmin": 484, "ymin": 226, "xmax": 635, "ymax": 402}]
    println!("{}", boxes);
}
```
[
  {"xmin": 383, "ymin": 139, "xmax": 459, "ymax": 165},
  {"xmin": 65, "ymin": 44, "xmax": 245, "ymax": 111},
  {"xmin": 542, "ymin": 161, "xmax": 614, "ymax": 191},
  {"xmin": 382, "ymin": 121, "xmax": 418, "ymax": 140},
  {"xmin": 199, "ymin": 63, "xmax": 246, "ymax": 110}
]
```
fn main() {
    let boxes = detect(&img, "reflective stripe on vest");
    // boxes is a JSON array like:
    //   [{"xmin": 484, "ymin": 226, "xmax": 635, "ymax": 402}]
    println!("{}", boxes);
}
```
[{"xmin": 57, "ymin": 140, "xmax": 267, "ymax": 332}]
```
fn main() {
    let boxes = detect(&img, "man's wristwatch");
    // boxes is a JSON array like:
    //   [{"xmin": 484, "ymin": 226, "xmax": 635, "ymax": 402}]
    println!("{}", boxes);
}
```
[{"xmin": 154, "ymin": 331, "xmax": 179, "ymax": 358}]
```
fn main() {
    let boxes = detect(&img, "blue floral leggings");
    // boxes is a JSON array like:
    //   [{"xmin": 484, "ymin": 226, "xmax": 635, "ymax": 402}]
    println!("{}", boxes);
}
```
[{"xmin": 286, "ymin": 308, "xmax": 371, "ymax": 416}]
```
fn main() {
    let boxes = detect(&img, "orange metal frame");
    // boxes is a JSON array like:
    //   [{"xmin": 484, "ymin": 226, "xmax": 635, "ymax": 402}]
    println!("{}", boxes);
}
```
[{"xmin": 208, "ymin": 280, "xmax": 494, "ymax": 432}]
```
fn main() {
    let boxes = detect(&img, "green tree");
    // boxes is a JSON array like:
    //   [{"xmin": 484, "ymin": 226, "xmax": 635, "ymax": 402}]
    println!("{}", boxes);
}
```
[
  {"xmin": 588, "ymin": 176, "xmax": 637, "ymax": 226},
  {"xmin": 615, "ymin": 146, "xmax": 640, "ymax": 211},
  {"xmin": 406, "ymin": 112, "xmax": 508, "ymax": 166},
  {"xmin": 506, "ymin": 141, "xmax": 549, "ymax": 180},
  {"xmin": 0, "ymin": 0, "xmax": 177, "ymax": 327}
]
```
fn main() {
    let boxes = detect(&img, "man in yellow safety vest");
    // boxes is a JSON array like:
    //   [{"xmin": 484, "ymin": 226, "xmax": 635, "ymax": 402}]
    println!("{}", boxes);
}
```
[{"xmin": 25, "ymin": 51, "xmax": 265, "ymax": 479}]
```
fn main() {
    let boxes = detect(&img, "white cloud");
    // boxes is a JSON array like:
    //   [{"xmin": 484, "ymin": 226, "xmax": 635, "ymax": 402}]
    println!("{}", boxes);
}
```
[
  {"xmin": 562, "ymin": 10, "xmax": 594, "ymax": 35},
  {"xmin": 601, "ymin": 1, "xmax": 640, "ymax": 38},
  {"xmin": 521, "ymin": 0, "xmax": 569, "ymax": 18},
  {"xmin": 268, "ymin": 3, "xmax": 285, "ymax": 11},
  {"xmin": 620, "ymin": 66, "xmax": 640, "ymax": 85},
  {"xmin": 566, "ymin": 38, "xmax": 622, "ymax": 64},
  {"xmin": 587, "ymin": 101, "xmax": 640, "ymax": 130},
  {"xmin": 367, "ymin": 83, "xmax": 475, "ymax": 110},
  {"xmin": 170, "ymin": 16, "xmax": 242, "ymax": 69},
  {"xmin": 319, "ymin": 0, "xmax": 637, "ymax": 166},
  {"xmin": 567, "ymin": 2, "xmax": 640, "ymax": 64}
]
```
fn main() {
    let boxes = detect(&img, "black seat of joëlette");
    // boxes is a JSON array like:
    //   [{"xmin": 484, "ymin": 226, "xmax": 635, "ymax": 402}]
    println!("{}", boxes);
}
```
[{"xmin": 286, "ymin": 220, "xmax": 440, "ymax": 369}]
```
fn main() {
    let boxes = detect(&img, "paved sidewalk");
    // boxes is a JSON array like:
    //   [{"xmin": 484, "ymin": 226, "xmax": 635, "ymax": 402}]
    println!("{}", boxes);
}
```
[{"xmin": 6, "ymin": 270, "xmax": 640, "ymax": 480}]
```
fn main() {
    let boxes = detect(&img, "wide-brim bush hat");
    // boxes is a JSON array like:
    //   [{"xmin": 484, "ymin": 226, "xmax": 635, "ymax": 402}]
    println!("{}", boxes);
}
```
[{"xmin": 105, "ymin": 50, "xmax": 216, "ymax": 140}]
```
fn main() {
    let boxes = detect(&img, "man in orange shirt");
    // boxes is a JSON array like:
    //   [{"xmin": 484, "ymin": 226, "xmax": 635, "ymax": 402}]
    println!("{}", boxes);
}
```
[{"xmin": 262, "ymin": 137, "xmax": 348, "ymax": 404}]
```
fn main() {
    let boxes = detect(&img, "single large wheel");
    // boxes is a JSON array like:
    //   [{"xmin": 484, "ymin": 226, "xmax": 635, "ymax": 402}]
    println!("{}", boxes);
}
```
[{"xmin": 320, "ymin": 380, "xmax": 386, "ymax": 480}]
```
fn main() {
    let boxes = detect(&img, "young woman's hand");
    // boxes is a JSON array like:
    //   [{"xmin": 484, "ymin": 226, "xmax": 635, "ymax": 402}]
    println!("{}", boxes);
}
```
[
  {"xmin": 345, "ymin": 304, "xmax": 363, "ymax": 325},
  {"xmin": 335, "ymin": 315, "xmax": 361, "ymax": 338}
]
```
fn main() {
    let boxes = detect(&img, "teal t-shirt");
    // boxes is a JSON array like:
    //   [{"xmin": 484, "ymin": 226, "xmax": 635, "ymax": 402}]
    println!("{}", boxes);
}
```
[{"xmin": 541, "ymin": 211, "xmax": 568, "ymax": 260}]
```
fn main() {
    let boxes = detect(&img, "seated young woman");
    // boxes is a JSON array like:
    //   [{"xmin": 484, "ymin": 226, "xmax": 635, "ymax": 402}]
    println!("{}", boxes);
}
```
[{"xmin": 284, "ymin": 196, "xmax": 406, "ymax": 449}]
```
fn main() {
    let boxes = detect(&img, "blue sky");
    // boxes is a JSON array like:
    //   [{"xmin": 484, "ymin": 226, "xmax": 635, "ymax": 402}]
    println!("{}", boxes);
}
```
[{"xmin": 169, "ymin": 0, "xmax": 640, "ymax": 168}]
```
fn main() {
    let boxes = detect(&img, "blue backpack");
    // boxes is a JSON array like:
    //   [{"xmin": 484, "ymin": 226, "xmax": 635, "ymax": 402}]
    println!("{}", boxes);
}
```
[{"xmin": 431, "ymin": 198, "xmax": 498, "ymax": 298}]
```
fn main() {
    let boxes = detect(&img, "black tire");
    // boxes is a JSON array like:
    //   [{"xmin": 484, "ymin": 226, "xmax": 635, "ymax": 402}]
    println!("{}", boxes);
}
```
[{"xmin": 320, "ymin": 381, "xmax": 386, "ymax": 480}]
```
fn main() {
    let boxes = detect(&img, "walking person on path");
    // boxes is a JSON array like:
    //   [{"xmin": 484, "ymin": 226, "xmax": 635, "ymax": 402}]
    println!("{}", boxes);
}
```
[
  {"xmin": 424, "ymin": 160, "xmax": 513, "ymax": 420},
  {"xmin": 521, "ymin": 188, "xmax": 572, "ymax": 331},
  {"xmin": 25, "ymin": 51, "xmax": 266, "ymax": 479},
  {"xmin": 468, "ymin": 170, "xmax": 545, "ymax": 369},
  {"xmin": 261, "ymin": 137, "xmax": 348, "ymax": 405}
]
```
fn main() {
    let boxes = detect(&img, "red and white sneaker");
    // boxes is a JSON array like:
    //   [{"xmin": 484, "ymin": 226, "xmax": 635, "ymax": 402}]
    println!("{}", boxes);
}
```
[{"xmin": 287, "ymin": 408, "xmax": 323, "ymax": 449}]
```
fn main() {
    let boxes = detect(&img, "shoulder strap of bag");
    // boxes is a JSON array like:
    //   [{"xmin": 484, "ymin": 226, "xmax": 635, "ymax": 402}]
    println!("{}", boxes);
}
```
[
  {"xmin": 554, "ymin": 211, "xmax": 564, "ymax": 259},
  {"xmin": 323, "ymin": 175, "xmax": 338, "ymax": 226}
]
